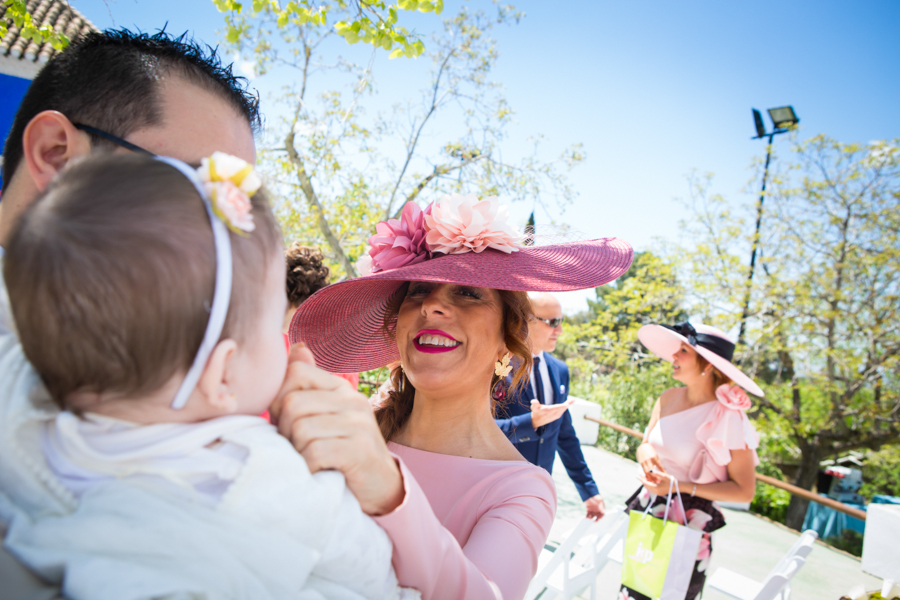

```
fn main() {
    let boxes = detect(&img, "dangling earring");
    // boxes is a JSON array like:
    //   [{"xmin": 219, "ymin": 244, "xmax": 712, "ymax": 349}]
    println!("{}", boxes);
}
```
[
  {"xmin": 491, "ymin": 379, "xmax": 507, "ymax": 402},
  {"xmin": 494, "ymin": 352, "xmax": 512, "ymax": 378},
  {"xmin": 397, "ymin": 364, "xmax": 405, "ymax": 393},
  {"xmin": 492, "ymin": 353, "xmax": 512, "ymax": 402}
]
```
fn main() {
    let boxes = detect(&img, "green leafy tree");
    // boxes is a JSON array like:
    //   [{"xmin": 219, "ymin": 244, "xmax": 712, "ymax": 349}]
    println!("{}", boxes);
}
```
[
  {"xmin": 561, "ymin": 251, "xmax": 688, "ymax": 373},
  {"xmin": 680, "ymin": 136, "xmax": 900, "ymax": 529},
  {"xmin": 219, "ymin": 2, "xmax": 584, "ymax": 278},
  {"xmin": 1, "ymin": 0, "xmax": 70, "ymax": 50},
  {"xmin": 213, "ymin": 0, "xmax": 443, "ymax": 59},
  {"xmin": 559, "ymin": 251, "xmax": 688, "ymax": 454},
  {"xmin": 860, "ymin": 445, "xmax": 900, "ymax": 500}
]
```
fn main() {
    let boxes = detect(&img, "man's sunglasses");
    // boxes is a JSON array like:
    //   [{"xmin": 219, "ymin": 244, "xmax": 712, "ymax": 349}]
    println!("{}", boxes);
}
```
[
  {"xmin": 534, "ymin": 316, "xmax": 564, "ymax": 328},
  {"xmin": 74, "ymin": 124, "xmax": 155, "ymax": 156}
]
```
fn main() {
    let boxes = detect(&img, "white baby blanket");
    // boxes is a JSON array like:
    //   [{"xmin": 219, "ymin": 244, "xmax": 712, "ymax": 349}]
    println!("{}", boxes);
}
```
[{"xmin": 0, "ymin": 329, "xmax": 416, "ymax": 599}]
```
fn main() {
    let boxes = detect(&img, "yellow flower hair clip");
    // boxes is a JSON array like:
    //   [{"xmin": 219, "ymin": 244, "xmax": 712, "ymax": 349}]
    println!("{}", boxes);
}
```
[{"xmin": 196, "ymin": 152, "xmax": 261, "ymax": 234}]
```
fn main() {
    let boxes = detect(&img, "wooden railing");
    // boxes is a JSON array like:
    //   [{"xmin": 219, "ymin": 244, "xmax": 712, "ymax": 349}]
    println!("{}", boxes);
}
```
[{"xmin": 585, "ymin": 415, "xmax": 868, "ymax": 522}]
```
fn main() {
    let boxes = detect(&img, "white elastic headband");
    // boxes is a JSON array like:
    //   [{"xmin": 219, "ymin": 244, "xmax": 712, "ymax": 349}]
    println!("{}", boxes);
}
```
[{"xmin": 155, "ymin": 156, "xmax": 234, "ymax": 410}]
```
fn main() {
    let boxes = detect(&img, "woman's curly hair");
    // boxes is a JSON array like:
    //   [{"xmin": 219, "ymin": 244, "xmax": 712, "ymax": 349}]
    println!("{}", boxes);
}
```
[{"xmin": 285, "ymin": 243, "xmax": 331, "ymax": 307}]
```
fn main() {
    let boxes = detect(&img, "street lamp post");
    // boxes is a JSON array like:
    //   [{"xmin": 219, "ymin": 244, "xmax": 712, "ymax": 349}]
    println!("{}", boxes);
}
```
[{"xmin": 737, "ymin": 106, "xmax": 799, "ymax": 346}]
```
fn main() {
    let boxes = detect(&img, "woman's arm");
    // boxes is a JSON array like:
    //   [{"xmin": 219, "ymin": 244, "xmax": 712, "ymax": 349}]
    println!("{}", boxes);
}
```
[
  {"xmin": 374, "ymin": 459, "xmax": 555, "ymax": 600},
  {"xmin": 636, "ymin": 396, "xmax": 666, "ymax": 484},
  {"xmin": 639, "ymin": 448, "xmax": 757, "ymax": 503},
  {"xmin": 272, "ymin": 350, "xmax": 554, "ymax": 599}
]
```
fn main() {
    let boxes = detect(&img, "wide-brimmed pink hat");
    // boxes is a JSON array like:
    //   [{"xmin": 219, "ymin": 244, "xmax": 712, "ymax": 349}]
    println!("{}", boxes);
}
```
[
  {"xmin": 637, "ymin": 322, "xmax": 764, "ymax": 397},
  {"xmin": 289, "ymin": 195, "xmax": 633, "ymax": 373}
]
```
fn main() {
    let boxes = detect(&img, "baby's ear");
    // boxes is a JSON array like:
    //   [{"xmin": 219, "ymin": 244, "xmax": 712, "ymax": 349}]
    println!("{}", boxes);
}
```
[{"xmin": 197, "ymin": 339, "xmax": 239, "ymax": 413}]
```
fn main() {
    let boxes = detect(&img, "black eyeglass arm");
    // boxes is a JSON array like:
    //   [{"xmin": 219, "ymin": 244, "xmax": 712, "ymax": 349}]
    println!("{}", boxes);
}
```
[{"xmin": 73, "ymin": 124, "xmax": 154, "ymax": 156}]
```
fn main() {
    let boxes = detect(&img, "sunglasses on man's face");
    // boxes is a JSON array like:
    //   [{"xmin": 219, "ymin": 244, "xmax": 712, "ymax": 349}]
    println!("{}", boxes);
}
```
[
  {"xmin": 534, "ymin": 316, "xmax": 564, "ymax": 328},
  {"xmin": 74, "ymin": 123, "xmax": 155, "ymax": 156}
]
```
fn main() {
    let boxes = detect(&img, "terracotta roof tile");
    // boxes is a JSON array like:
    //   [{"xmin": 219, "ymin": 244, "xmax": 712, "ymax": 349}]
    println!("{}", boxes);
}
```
[{"xmin": 0, "ymin": 0, "xmax": 98, "ymax": 66}]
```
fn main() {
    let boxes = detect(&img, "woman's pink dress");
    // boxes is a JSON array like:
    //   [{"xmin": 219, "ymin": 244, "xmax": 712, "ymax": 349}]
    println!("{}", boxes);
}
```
[
  {"xmin": 647, "ymin": 398, "xmax": 760, "ymax": 484},
  {"xmin": 374, "ymin": 442, "xmax": 557, "ymax": 600}
]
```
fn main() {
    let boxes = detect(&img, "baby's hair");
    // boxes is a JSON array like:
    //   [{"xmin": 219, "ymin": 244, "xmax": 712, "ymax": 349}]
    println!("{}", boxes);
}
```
[
  {"xmin": 285, "ymin": 242, "xmax": 330, "ymax": 307},
  {"xmin": 4, "ymin": 153, "xmax": 282, "ymax": 408}
]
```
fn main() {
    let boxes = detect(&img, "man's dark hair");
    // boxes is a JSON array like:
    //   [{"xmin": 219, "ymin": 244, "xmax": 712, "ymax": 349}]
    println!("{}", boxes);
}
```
[{"xmin": 2, "ymin": 29, "xmax": 261, "ymax": 191}]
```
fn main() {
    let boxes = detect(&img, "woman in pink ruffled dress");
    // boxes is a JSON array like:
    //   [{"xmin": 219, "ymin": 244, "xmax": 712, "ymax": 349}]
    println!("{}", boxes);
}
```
[
  {"xmin": 274, "ymin": 194, "xmax": 634, "ymax": 599},
  {"xmin": 621, "ymin": 322, "xmax": 763, "ymax": 600}
]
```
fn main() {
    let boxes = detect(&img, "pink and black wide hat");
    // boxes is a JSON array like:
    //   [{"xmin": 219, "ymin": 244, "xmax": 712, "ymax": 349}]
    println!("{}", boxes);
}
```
[
  {"xmin": 637, "ymin": 322, "xmax": 765, "ymax": 397},
  {"xmin": 289, "ymin": 195, "xmax": 633, "ymax": 373}
]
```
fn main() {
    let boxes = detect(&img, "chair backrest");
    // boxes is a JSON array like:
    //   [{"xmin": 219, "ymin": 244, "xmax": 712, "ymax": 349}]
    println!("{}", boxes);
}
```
[
  {"xmin": 569, "ymin": 511, "xmax": 628, "ymax": 570},
  {"xmin": 524, "ymin": 518, "xmax": 597, "ymax": 600},
  {"xmin": 753, "ymin": 555, "xmax": 806, "ymax": 600},
  {"xmin": 772, "ymin": 529, "xmax": 817, "ymax": 574},
  {"xmin": 524, "ymin": 508, "xmax": 629, "ymax": 600}
]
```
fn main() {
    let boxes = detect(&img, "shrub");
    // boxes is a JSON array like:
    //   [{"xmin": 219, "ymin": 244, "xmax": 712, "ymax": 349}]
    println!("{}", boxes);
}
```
[{"xmin": 749, "ymin": 460, "xmax": 792, "ymax": 524}]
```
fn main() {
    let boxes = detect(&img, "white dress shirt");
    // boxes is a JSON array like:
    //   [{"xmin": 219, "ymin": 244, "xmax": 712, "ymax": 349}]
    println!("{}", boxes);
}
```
[{"xmin": 530, "ymin": 351, "xmax": 554, "ymax": 405}]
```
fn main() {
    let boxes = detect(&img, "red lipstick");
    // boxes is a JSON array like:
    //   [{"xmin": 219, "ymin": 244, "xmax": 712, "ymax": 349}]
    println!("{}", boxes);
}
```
[{"xmin": 413, "ymin": 329, "xmax": 460, "ymax": 354}]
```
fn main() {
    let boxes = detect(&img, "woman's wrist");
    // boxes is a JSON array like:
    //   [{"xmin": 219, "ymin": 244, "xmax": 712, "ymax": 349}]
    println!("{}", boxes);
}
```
[{"xmin": 367, "ymin": 456, "xmax": 406, "ymax": 516}]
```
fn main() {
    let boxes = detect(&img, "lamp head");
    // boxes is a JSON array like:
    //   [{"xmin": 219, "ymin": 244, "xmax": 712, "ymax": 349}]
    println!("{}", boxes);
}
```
[{"xmin": 767, "ymin": 106, "xmax": 799, "ymax": 131}]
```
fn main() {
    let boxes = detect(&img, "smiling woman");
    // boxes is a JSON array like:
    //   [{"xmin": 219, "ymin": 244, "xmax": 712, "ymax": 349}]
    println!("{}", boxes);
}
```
[
  {"xmin": 282, "ymin": 194, "xmax": 634, "ymax": 600},
  {"xmin": 376, "ymin": 282, "xmax": 533, "ymax": 442}
]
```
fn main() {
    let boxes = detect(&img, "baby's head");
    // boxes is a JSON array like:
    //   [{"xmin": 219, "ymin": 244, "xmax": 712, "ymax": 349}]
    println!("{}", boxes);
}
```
[{"xmin": 4, "ymin": 153, "xmax": 287, "ymax": 422}]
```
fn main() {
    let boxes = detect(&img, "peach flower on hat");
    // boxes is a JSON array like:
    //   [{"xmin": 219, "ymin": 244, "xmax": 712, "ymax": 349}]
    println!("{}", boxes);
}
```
[
  {"xmin": 715, "ymin": 383, "xmax": 751, "ymax": 411},
  {"xmin": 424, "ymin": 193, "xmax": 521, "ymax": 255},
  {"xmin": 367, "ymin": 201, "xmax": 432, "ymax": 273},
  {"xmin": 355, "ymin": 253, "xmax": 374, "ymax": 277}
]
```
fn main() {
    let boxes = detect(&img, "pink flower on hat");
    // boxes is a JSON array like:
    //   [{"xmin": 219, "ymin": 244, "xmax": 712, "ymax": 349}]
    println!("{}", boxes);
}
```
[
  {"xmin": 209, "ymin": 181, "xmax": 255, "ymax": 233},
  {"xmin": 715, "ymin": 383, "xmax": 751, "ymax": 411},
  {"xmin": 367, "ymin": 202, "xmax": 432, "ymax": 273},
  {"xmin": 424, "ymin": 193, "xmax": 521, "ymax": 255}
]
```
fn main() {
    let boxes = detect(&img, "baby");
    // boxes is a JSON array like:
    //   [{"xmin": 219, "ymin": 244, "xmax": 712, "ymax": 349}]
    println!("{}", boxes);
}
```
[{"xmin": 2, "ymin": 152, "xmax": 414, "ymax": 600}]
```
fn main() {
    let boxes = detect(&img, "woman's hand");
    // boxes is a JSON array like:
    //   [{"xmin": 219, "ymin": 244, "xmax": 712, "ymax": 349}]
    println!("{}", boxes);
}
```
[
  {"xmin": 637, "ymin": 473, "xmax": 679, "ymax": 497},
  {"xmin": 636, "ymin": 442, "xmax": 667, "ymax": 485},
  {"xmin": 270, "ymin": 345, "xmax": 405, "ymax": 516}
]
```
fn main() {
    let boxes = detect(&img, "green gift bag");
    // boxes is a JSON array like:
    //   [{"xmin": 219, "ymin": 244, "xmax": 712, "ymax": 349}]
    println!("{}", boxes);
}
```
[{"xmin": 621, "ymin": 478, "xmax": 702, "ymax": 600}]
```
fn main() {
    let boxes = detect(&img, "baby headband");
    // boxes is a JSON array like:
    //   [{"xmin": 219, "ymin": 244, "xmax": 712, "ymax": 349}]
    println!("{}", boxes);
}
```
[
  {"xmin": 154, "ymin": 152, "xmax": 260, "ymax": 410},
  {"xmin": 662, "ymin": 321, "xmax": 735, "ymax": 361}
]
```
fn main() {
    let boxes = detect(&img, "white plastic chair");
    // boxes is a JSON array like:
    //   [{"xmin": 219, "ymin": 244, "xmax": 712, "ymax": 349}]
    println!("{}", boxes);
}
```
[
  {"xmin": 707, "ymin": 529, "xmax": 818, "ymax": 600},
  {"xmin": 525, "ymin": 507, "xmax": 629, "ymax": 600}
]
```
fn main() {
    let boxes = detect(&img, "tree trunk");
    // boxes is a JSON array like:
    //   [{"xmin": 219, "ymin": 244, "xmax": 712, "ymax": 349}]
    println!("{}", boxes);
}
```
[{"xmin": 784, "ymin": 441, "xmax": 822, "ymax": 530}]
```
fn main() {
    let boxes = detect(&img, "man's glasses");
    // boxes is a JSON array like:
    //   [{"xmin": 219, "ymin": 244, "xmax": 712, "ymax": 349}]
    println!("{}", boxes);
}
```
[
  {"xmin": 74, "ymin": 124, "xmax": 154, "ymax": 156},
  {"xmin": 534, "ymin": 316, "xmax": 564, "ymax": 328}
]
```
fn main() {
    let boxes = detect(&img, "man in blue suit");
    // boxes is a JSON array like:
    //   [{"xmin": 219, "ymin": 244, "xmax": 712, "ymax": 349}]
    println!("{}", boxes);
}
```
[{"xmin": 496, "ymin": 293, "xmax": 606, "ymax": 519}]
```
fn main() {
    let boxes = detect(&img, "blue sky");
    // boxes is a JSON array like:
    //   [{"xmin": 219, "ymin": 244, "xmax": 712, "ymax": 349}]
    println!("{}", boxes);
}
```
[{"xmin": 75, "ymin": 0, "xmax": 900, "ymax": 311}]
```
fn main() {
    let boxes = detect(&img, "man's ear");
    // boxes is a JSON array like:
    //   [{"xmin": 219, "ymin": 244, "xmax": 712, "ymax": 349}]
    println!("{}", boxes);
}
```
[
  {"xmin": 196, "ymin": 339, "xmax": 240, "ymax": 413},
  {"xmin": 21, "ymin": 111, "xmax": 92, "ymax": 192}
]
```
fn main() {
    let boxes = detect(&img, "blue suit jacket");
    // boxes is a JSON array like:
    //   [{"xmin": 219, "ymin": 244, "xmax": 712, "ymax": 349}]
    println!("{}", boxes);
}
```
[{"xmin": 495, "ymin": 353, "xmax": 600, "ymax": 501}]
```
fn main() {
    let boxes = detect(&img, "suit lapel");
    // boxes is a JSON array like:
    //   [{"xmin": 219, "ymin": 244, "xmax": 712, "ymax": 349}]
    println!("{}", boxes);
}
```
[
  {"xmin": 508, "ymin": 368, "xmax": 535, "ymax": 407},
  {"xmin": 545, "ymin": 355, "xmax": 562, "ymax": 405}
]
